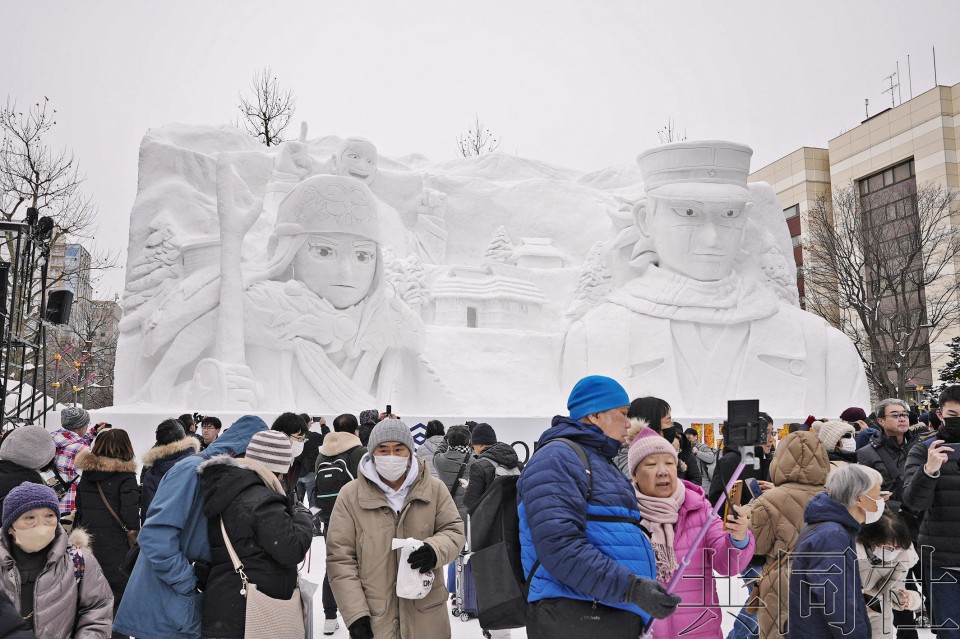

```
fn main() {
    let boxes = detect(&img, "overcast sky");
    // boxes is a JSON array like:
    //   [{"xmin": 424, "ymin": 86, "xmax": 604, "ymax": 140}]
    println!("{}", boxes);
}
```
[{"xmin": 2, "ymin": 0, "xmax": 958, "ymax": 296}]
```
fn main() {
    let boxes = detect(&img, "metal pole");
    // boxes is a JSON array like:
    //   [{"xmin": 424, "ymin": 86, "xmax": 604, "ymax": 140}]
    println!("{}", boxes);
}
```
[
  {"xmin": 934, "ymin": 46, "xmax": 938, "ymax": 86},
  {"xmin": 896, "ymin": 62, "xmax": 902, "ymax": 105},
  {"xmin": 908, "ymin": 54, "xmax": 913, "ymax": 99}
]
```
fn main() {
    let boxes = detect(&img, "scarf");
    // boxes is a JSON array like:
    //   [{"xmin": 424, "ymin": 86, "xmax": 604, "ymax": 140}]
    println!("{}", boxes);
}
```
[
  {"xmin": 610, "ymin": 265, "xmax": 778, "ymax": 324},
  {"xmin": 635, "ymin": 479, "xmax": 686, "ymax": 583},
  {"xmin": 450, "ymin": 445, "xmax": 472, "ymax": 456}
]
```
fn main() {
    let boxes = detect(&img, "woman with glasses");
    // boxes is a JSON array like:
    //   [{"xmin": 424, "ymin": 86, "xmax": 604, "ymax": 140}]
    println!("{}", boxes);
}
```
[
  {"xmin": 271, "ymin": 413, "xmax": 310, "ymax": 506},
  {"xmin": 811, "ymin": 420, "xmax": 859, "ymax": 473}
]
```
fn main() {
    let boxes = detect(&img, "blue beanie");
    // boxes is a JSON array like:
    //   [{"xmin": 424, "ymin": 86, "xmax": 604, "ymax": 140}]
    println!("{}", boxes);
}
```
[
  {"xmin": 3, "ymin": 483, "xmax": 60, "ymax": 531},
  {"xmin": 567, "ymin": 375, "xmax": 630, "ymax": 421}
]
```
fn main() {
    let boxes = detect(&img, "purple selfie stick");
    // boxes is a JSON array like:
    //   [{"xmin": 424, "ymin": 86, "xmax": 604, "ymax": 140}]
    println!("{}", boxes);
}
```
[{"xmin": 641, "ymin": 460, "xmax": 747, "ymax": 638}]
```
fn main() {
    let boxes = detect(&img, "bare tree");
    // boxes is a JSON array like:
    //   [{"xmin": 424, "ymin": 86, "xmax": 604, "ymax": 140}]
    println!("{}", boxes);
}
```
[
  {"xmin": 45, "ymin": 298, "xmax": 119, "ymax": 409},
  {"xmin": 237, "ymin": 67, "xmax": 296, "ymax": 147},
  {"xmin": 657, "ymin": 117, "xmax": 687, "ymax": 144},
  {"xmin": 804, "ymin": 181, "xmax": 960, "ymax": 399},
  {"xmin": 457, "ymin": 114, "xmax": 501, "ymax": 157}
]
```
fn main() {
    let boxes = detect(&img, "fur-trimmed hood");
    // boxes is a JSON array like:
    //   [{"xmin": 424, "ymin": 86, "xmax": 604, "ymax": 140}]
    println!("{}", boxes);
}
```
[
  {"xmin": 319, "ymin": 431, "xmax": 362, "ymax": 457},
  {"xmin": 625, "ymin": 418, "xmax": 650, "ymax": 447},
  {"xmin": 75, "ymin": 449, "xmax": 137, "ymax": 473},
  {"xmin": 141, "ymin": 437, "xmax": 200, "ymax": 468},
  {"xmin": 67, "ymin": 526, "xmax": 92, "ymax": 550}
]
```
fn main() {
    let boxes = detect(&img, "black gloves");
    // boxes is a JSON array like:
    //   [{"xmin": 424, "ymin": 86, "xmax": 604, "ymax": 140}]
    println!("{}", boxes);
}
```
[
  {"xmin": 627, "ymin": 577, "xmax": 681, "ymax": 620},
  {"xmin": 407, "ymin": 542, "xmax": 438, "ymax": 573},
  {"xmin": 348, "ymin": 616, "xmax": 373, "ymax": 639}
]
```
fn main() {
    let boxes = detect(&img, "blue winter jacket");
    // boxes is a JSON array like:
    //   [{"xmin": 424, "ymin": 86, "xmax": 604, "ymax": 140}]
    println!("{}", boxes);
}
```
[
  {"xmin": 788, "ymin": 492, "xmax": 870, "ymax": 639},
  {"xmin": 113, "ymin": 415, "xmax": 268, "ymax": 639},
  {"xmin": 518, "ymin": 416, "xmax": 657, "ymax": 622}
]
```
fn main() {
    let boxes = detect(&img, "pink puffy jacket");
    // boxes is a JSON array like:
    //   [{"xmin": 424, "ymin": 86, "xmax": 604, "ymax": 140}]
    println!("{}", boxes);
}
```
[{"xmin": 649, "ymin": 480, "xmax": 755, "ymax": 639}]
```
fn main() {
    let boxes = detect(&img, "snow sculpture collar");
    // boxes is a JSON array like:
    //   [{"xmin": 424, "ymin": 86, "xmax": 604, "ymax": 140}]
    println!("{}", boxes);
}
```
[{"xmin": 610, "ymin": 265, "xmax": 778, "ymax": 324}]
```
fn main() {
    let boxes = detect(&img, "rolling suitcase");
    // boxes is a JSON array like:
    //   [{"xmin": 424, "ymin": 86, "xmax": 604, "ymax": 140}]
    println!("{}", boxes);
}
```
[{"xmin": 451, "ymin": 548, "xmax": 479, "ymax": 621}]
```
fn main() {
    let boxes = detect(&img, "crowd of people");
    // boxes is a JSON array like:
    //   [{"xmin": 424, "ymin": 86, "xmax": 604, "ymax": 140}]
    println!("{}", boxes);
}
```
[{"xmin": 0, "ymin": 381, "xmax": 954, "ymax": 638}]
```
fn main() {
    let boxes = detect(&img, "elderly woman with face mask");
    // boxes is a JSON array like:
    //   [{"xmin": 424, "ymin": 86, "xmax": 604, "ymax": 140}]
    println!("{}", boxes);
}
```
[
  {"xmin": 0, "ymin": 483, "xmax": 113, "ymax": 639},
  {"xmin": 326, "ymin": 419, "xmax": 464, "ymax": 639},
  {"xmin": 628, "ymin": 426, "xmax": 755, "ymax": 638},
  {"xmin": 788, "ymin": 463, "xmax": 885, "ymax": 639}
]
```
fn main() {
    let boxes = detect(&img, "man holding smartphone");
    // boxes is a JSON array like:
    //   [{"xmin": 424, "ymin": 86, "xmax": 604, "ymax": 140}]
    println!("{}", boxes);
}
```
[{"xmin": 903, "ymin": 385, "xmax": 960, "ymax": 638}]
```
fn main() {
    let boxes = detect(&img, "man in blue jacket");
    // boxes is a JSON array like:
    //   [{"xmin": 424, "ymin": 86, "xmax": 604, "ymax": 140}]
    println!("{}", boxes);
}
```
[
  {"xmin": 114, "ymin": 415, "xmax": 268, "ymax": 639},
  {"xmin": 518, "ymin": 375, "xmax": 680, "ymax": 638}
]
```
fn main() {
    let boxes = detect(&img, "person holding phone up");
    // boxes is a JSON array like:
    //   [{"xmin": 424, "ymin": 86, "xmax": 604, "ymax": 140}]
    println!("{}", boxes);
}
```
[{"xmin": 902, "ymin": 385, "xmax": 960, "ymax": 639}]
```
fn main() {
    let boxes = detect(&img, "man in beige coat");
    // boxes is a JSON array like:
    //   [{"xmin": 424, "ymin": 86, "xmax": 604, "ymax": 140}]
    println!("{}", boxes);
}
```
[
  {"xmin": 326, "ymin": 419, "xmax": 465, "ymax": 639},
  {"xmin": 747, "ymin": 431, "xmax": 830, "ymax": 639}
]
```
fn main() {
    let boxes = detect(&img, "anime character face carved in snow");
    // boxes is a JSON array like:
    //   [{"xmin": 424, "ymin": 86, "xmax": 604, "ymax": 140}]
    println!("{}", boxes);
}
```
[
  {"xmin": 333, "ymin": 137, "xmax": 378, "ymax": 185},
  {"xmin": 293, "ymin": 234, "xmax": 378, "ymax": 309}
]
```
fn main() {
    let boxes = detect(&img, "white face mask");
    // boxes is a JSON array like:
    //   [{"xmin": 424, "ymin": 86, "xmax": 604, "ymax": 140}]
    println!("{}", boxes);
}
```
[
  {"xmin": 879, "ymin": 546, "xmax": 903, "ymax": 563},
  {"xmin": 11, "ymin": 524, "xmax": 57, "ymax": 553},
  {"xmin": 860, "ymin": 494, "xmax": 886, "ymax": 524},
  {"xmin": 840, "ymin": 437, "xmax": 857, "ymax": 454},
  {"xmin": 290, "ymin": 441, "xmax": 305, "ymax": 458},
  {"xmin": 374, "ymin": 455, "xmax": 409, "ymax": 482}
]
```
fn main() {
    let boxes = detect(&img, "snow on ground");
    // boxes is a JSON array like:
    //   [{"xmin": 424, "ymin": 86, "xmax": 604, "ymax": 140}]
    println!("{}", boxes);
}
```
[{"xmin": 300, "ymin": 536, "xmax": 935, "ymax": 639}]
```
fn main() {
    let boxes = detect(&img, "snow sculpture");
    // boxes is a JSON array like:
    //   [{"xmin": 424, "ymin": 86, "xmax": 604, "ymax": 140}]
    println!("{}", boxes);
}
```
[
  {"xmin": 483, "ymin": 225, "xmax": 515, "ymax": 264},
  {"xmin": 562, "ymin": 140, "xmax": 870, "ymax": 417}
]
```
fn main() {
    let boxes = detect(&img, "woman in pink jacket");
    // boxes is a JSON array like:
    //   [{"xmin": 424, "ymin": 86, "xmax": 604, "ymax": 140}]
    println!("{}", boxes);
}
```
[{"xmin": 628, "ymin": 426, "xmax": 755, "ymax": 638}]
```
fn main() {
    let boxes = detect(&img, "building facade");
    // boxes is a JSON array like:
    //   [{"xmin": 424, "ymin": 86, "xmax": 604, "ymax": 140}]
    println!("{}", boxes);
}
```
[{"xmin": 751, "ymin": 82, "xmax": 960, "ymax": 397}]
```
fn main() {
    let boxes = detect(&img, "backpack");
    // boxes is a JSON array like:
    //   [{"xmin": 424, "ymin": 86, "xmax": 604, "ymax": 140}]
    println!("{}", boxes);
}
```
[
  {"xmin": 469, "ymin": 438, "xmax": 591, "ymax": 631},
  {"xmin": 313, "ymin": 452, "xmax": 354, "ymax": 522}
]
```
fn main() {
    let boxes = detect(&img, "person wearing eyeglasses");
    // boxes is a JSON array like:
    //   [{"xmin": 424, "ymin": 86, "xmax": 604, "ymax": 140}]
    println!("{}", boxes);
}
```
[
  {"xmin": 811, "ymin": 420, "xmax": 858, "ymax": 474},
  {"xmin": 199, "ymin": 416, "xmax": 222, "ymax": 450},
  {"xmin": 271, "ymin": 413, "xmax": 310, "ymax": 507},
  {"xmin": 857, "ymin": 399, "xmax": 921, "ymax": 514}
]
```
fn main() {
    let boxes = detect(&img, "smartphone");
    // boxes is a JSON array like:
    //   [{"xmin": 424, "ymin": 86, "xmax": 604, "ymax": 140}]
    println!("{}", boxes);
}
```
[
  {"xmin": 723, "ymin": 480, "xmax": 743, "ymax": 531},
  {"xmin": 943, "ymin": 444, "xmax": 960, "ymax": 461},
  {"xmin": 386, "ymin": 404, "xmax": 392, "ymax": 416},
  {"xmin": 744, "ymin": 478, "xmax": 762, "ymax": 499}
]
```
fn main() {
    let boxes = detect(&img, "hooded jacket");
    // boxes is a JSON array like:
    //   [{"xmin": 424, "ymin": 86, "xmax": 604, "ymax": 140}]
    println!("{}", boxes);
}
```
[
  {"xmin": 197, "ymin": 456, "xmax": 313, "ymax": 638},
  {"xmin": 747, "ymin": 431, "xmax": 829, "ymax": 639},
  {"xmin": 139, "ymin": 438, "xmax": 201, "ymax": 523},
  {"xmin": 73, "ymin": 451, "xmax": 139, "ymax": 603},
  {"xmin": 326, "ymin": 457, "xmax": 464, "ymax": 639},
  {"xmin": 648, "ymin": 481, "xmax": 755, "ymax": 639},
  {"xmin": 518, "ymin": 416, "xmax": 657, "ymax": 623},
  {"xmin": 315, "ymin": 432, "xmax": 366, "ymax": 478},
  {"xmin": 902, "ymin": 425, "xmax": 960, "ymax": 569},
  {"xmin": 415, "ymin": 435, "xmax": 446, "ymax": 478},
  {"xmin": 113, "ymin": 415, "xmax": 268, "ymax": 639},
  {"xmin": 0, "ymin": 527, "xmax": 113, "ymax": 639},
  {"xmin": 787, "ymin": 492, "xmax": 870, "ymax": 639},
  {"xmin": 462, "ymin": 442, "xmax": 520, "ymax": 514}
]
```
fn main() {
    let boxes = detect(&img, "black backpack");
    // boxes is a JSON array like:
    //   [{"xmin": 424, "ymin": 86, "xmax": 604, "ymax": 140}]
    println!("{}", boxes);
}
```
[
  {"xmin": 313, "ymin": 452, "xmax": 354, "ymax": 522},
  {"xmin": 469, "ymin": 438, "xmax": 591, "ymax": 631}
]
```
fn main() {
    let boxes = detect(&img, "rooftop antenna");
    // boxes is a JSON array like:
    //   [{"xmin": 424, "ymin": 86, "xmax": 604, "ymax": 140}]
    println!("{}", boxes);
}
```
[
  {"xmin": 882, "ymin": 71, "xmax": 899, "ymax": 108},
  {"xmin": 865, "ymin": 98, "xmax": 870, "ymax": 119},
  {"xmin": 933, "ymin": 46, "xmax": 938, "ymax": 86},
  {"xmin": 896, "ymin": 61, "xmax": 902, "ymax": 104},
  {"xmin": 907, "ymin": 54, "xmax": 913, "ymax": 99}
]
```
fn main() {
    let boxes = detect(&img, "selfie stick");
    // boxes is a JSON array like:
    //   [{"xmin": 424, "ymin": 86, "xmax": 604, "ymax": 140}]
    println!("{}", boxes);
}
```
[{"xmin": 641, "ymin": 459, "xmax": 747, "ymax": 639}]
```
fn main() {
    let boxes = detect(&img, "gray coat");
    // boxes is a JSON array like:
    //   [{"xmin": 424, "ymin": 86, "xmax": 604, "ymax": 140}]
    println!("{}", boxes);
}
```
[
  {"xmin": 433, "ymin": 447, "xmax": 474, "ymax": 523},
  {"xmin": 416, "ymin": 436, "xmax": 446, "ymax": 478},
  {"xmin": 0, "ymin": 527, "xmax": 113, "ymax": 639}
]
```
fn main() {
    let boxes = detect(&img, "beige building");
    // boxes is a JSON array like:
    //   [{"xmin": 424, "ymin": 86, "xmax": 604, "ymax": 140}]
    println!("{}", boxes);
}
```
[{"xmin": 751, "ymin": 82, "xmax": 960, "ymax": 396}]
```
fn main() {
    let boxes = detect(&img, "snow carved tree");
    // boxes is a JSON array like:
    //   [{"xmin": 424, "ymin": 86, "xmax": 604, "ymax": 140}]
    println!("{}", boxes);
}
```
[
  {"xmin": 565, "ymin": 241, "xmax": 612, "ymax": 321},
  {"xmin": 483, "ymin": 225, "xmax": 514, "ymax": 264}
]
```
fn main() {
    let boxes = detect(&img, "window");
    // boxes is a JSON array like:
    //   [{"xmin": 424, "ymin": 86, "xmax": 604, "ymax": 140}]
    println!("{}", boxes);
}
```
[
  {"xmin": 466, "ymin": 307, "xmax": 478, "ymax": 328},
  {"xmin": 783, "ymin": 204, "xmax": 800, "ymax": 220},
  {"xmin": 858, "ymin": 158, "xmax": 915, "ymax": 195}
]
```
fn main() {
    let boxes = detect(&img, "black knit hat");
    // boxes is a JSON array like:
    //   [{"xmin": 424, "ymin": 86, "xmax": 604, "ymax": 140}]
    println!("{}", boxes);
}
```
[{"xmin": 470, "ymin": 423, "xmax": 497, "ymax": 446}]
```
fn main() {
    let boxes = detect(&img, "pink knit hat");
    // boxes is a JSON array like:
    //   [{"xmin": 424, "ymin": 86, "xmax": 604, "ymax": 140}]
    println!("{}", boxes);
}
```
[{"xmin": 627, "ymin": 426, "xmax": 678, "ymax": 477}]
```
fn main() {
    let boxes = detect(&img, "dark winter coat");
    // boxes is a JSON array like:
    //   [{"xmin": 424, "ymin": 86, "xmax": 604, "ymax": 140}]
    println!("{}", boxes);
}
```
[
  {"xmin": 0, "ymin": 462, "xmax": 43, "ymax": 512},
  {"xmin": 433, "ymin": 446, "xmax": 474, "ymax": 523},
  {"xmin": 72, "ymin": 450, "xmax": 140, "ymax": 603},
  {"xmin": 902, "ymin": 426, "xmax": 960, "ymax": 569},
  {"xmin": 415, "ymin": 435, "xmax": 446, "ymax": 478},
  {"xmin": 197, "ymin": 456, "xmax": 313, "ymax": 638},
  {"xmin": 787, "ymin": 492, "xmax": 870, "ymax": 639},
  {"xmin": 139, "ymin": 438, "xmax": 200, "ymax": 523},
  {"xmin": 707, "ymin": 446, "xmax": 773, "ymax": 507},
  {"xmin": 517, "ymin": 416, "xmax": 657, "ymax": 623},
  {"xmin": 0, "ymin": 587, "xmax": 33, "ymax": 639},
  {"xmin": 677, "ymin": 448, "xmax": 702, "ymax": 486},
  {"xmin": 857, "ymin": 427, "xmax": 919, "ymax": 512},
  {"xmin": 463, "ymin": 442, "xmax": 521, "ymax": 514},
  {"xmin": 292, "ymin": 431, "xmax": 323, "ymax": 480}
]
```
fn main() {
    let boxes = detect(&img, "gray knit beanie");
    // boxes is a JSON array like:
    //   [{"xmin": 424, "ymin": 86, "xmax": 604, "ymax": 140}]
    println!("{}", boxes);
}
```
[
  {"xmin": 60, "ymin": 406, "xmax": 90, "ymax": 431},
  {"xmin": 367, "ymin": 419, "xmax": 415, "ymax": 454},
  {"xmin": 245, "ymin": 431, "xmax": 293, "ymax": 474},
  {"xmin": 0, "ymin": 426, "xmax": 56, "ymax": 470}
]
